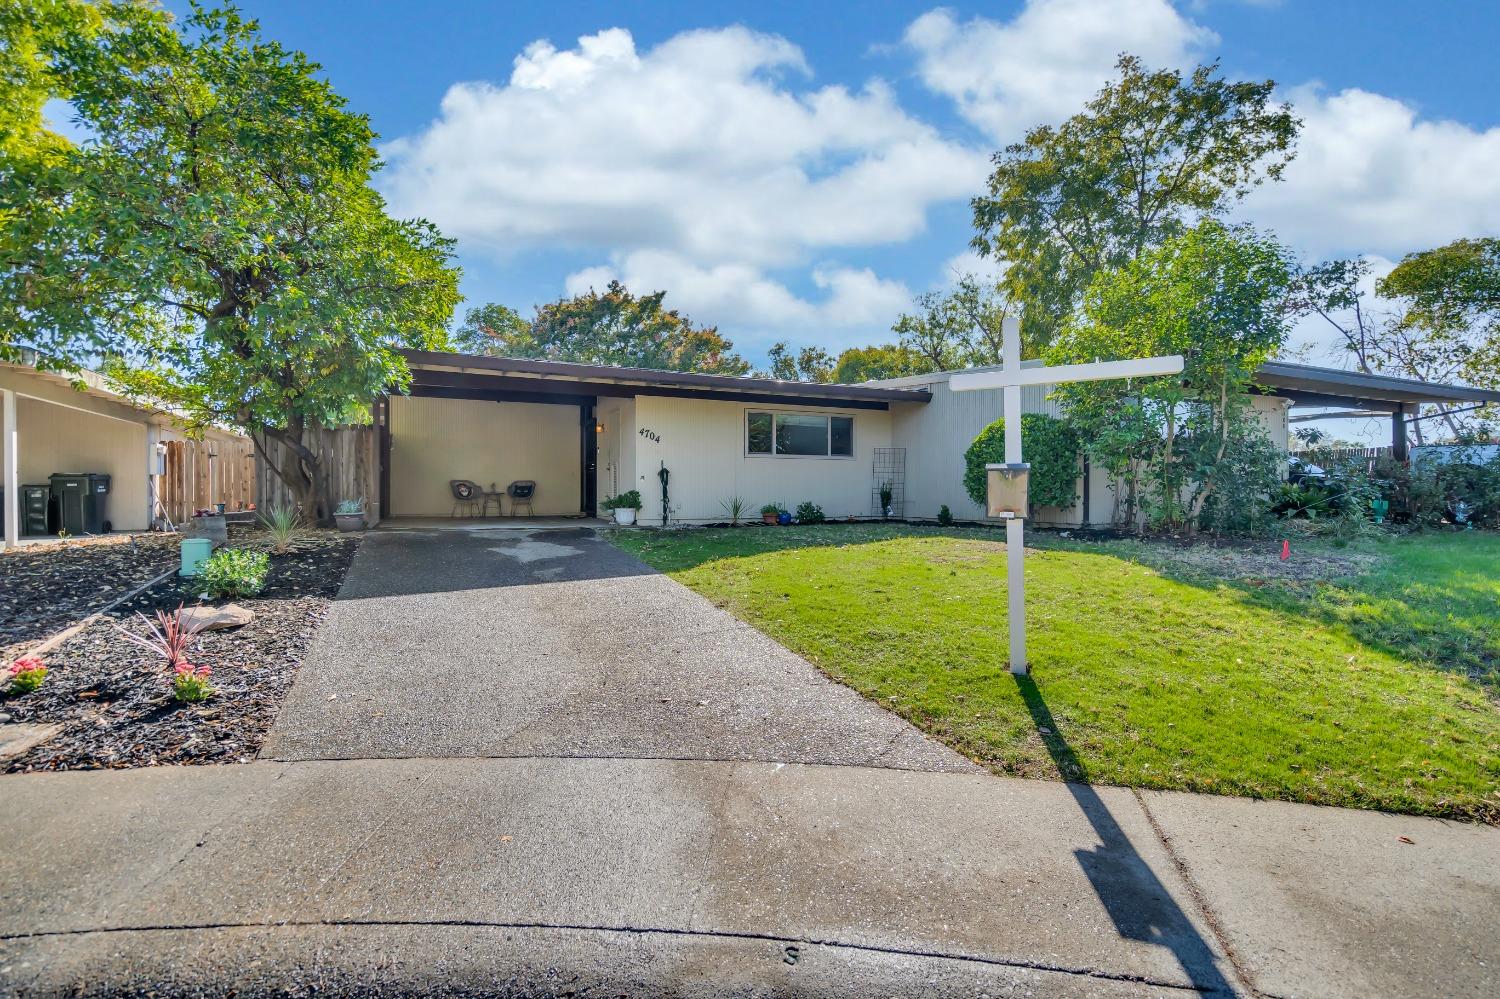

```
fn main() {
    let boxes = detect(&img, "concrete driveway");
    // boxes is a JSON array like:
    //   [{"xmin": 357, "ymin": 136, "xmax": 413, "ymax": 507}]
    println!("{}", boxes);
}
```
[{"xmin": 261, "ymin": 527, "xmax": 972, "ymax": 771}]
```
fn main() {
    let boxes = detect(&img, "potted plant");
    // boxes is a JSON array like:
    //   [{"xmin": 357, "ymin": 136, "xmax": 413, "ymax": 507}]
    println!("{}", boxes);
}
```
[
  {"xmin": 333, "ymin": 498, "xmax": 365, "ymax": 532},
  {"xmin": 759, "ymin": 502, "xmax": 781, "ymax": 525},
  {"xmin": 602, "ymin": 489, "xmax": 643, "ymax": 525}
]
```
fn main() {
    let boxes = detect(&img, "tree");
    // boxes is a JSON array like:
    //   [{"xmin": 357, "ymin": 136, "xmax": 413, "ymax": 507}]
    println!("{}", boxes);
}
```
[
  {"xmin": 1375, "ymin": 238, "xmax": 1499, "ymax": 435},
  {"xmin": 452, "ymin": 302, "xmax": 533, "ymax": 357},
  {"xmin": 766, "ymin": 342, "xmax": 832, "ymax": 382},
  {"xmin": 830, "ymin": 344, "xmax": 929, "ymax": 383},
  {"xmin": 1049, "ymin": 220, "xmax": 1293, "ymax": 533},
  {"xmin": 6, "ymin": 4, "xmax": 460, "ymax": 523},
  {"xmin": 485, "ymin": 281, "xmax": 751, "ymax": 375},
  {"xmin": 0, "ymin": 0, "xmax": 170, "ymax": 368},
  {"xmin": 1286, "ymin": 258, "xmax": 1381, "ymax": 373},
  {"xmin": 972, "ymin": 55, "xmax": 1299, "ymax": 346}
]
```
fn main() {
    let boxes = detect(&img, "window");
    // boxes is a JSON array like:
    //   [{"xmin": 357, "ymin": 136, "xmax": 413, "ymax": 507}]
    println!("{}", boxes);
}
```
[{"xmin": 747, "ymin": 411, "xmax": 854, "ymax": 458}]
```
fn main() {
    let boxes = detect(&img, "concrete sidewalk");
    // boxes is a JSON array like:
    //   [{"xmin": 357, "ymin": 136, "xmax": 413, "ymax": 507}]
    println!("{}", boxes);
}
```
[{"xmin": 3, "ymin": 758, "xmax": 1497, "ymax": 998}]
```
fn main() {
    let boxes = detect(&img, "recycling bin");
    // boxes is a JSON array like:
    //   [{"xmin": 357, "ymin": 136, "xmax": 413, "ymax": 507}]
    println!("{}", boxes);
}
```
[
  {"xmin": 49, "ymin": 472, "xmax": 112, "ymax": 535},
  {"xmin": 0, "ymin": 484, "xmax": 55, "ymax": 537}
]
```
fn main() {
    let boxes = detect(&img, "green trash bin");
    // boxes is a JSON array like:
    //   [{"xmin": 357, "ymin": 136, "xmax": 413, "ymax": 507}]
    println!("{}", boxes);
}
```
[
  {"xmin": 49, "ymin": 473, "xmax": 112, "ymax": 534},
  {"xmin": 180, "ymin": 537, "xmax": 213, "ymax": 577}
]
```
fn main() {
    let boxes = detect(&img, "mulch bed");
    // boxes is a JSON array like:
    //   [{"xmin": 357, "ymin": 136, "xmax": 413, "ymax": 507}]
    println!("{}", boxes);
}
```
[
  {"xmin": 0, "ymin": 533, "xmax": 183, "ymax": 662},
  {"xmin": 1, "ymin": 532, "xmax": 361, "ymax": 772}
]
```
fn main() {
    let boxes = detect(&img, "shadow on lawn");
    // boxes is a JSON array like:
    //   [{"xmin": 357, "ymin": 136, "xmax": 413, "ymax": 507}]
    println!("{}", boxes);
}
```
[{"xmin": 1014, "ymin": 674, "xmax": 1239, "ymax": 994}]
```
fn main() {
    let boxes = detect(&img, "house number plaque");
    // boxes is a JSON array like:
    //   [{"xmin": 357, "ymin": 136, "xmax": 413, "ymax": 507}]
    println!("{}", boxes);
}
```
[{"xmin": 638, "ymin": 428, "xmax": 661, "ymax": 442}]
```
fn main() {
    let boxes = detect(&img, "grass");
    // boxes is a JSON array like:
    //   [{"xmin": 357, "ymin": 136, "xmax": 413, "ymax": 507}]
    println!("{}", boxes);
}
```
[{"xmin": 611, "ymin": 524, "xmax": 1500, "ymax": 822}]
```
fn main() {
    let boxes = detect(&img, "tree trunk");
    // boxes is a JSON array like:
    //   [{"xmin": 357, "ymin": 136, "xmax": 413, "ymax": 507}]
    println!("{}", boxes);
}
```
[{"xmin": 257, "ymin": 424, "xmax": 336, "ymax": 527}]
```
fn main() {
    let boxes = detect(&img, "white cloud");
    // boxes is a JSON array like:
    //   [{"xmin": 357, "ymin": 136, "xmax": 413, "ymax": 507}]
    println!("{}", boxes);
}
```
[
  {"xmin": 937, "ymin": 249, "xmax": 1009, "ymax": 288},
  {"xmin": 564, "ymin": 250, "xmax": 910, "ymax": 344},
  {"xmin": 902, "ymin": 0, "xmax": 1215, "ymax": 141},
  {"xmin": 381, "ymin": 25, "xmax": 985, "ymax": 268},
  {"xmin": 1242, "ymin": 87, "xmax": 1500, "ymax": 259}
]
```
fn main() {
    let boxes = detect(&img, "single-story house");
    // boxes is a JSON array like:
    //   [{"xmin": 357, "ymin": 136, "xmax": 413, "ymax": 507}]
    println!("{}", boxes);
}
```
[
  {"xmin": 364, "ymin": 349, "xmax": 1500, "ymax": 528},
  {"xmin": 1, "ymin": 359, "xmax": 253, "ymax": 547}
]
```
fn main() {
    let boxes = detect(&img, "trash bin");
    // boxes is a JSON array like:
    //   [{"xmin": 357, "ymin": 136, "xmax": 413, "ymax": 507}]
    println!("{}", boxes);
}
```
[
  {"xmin": 49, "ymin": 473, "xmax": 112, "ymax": 535},
  {"xmin": 0, "ymin": 484, "xmax": 53, "ymax": 536}
]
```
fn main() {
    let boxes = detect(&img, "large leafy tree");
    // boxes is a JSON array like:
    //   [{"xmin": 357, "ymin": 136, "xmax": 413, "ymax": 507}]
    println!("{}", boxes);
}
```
[
  {"xmin": 459, "ymin": 281, "xmax": 750, "ymax": 375},
  {"xmin": 5, "ymin": 4, "xmax": 460, "ymax": 522},
  {"xmin": 972, "ymin": 55, "xmax": 1299, "ymax": 347},
  {"xmin": 1375, "ymin": 238, "xmax": 1499, "ymax": 434},
  {"xmin": 1049, "ymin": 220, "xmax": 1293, "ymax": 532},
  {"xmin": 1286, "ymin": 258, "xmax": 1381, "ymax": 374},
  {"xmin": 1, "ymin": 0, "xmax": 168, "ymax": 368},
  {"xmin": 765, "ymin": 342, "xmax": 832, "ymax": 382},
  {"xmin": 830, "ymin": 344, "xmax": 929, "ymax": 383}
]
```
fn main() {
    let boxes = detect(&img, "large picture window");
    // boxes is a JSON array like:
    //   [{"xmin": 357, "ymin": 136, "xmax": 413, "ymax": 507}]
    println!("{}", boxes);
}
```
[{"xmin": 746, "ymin": 411, "xmax": 854, "ymax": 458}]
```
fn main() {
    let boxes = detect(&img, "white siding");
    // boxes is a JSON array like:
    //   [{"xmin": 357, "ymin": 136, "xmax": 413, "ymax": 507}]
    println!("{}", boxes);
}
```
[
  {"xmin": 389, "ymin": 396, "xmax": 581, "ymax": 516},
  {"xmin": 628, "ymin": 396, "xmax": 891, "ymax": 525}
]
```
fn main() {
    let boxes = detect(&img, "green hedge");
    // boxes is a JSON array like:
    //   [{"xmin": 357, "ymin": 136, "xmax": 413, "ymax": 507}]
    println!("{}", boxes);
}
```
[{"xmin": 963, "ymin": 413, "xmax": 1080, "ymax": 512}]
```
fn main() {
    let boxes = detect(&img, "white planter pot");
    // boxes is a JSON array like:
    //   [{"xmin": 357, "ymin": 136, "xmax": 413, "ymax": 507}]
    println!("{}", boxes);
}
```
[{"xmin": 613, "ymin": 508, "xmax": 637, "ymax": 526}]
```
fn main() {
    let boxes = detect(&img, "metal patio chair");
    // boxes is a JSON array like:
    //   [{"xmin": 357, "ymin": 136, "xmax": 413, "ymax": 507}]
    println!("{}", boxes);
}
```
[
  {"xmin": 449, "ymin": 479, "xmax": 483, "ymax": 518},
  {"xmin": 507, "ymin": 480, "xmax": 536, "ymax": 517}
]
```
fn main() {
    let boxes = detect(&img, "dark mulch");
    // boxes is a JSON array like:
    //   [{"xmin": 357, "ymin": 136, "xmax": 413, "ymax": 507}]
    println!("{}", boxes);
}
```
[
  {"xmin": 0, "ymin": 533, "xmax": 182, "ymax": 661},
  {"xmin": 1, "ymin": 532, "xmax": 361, "ymax": 772}
]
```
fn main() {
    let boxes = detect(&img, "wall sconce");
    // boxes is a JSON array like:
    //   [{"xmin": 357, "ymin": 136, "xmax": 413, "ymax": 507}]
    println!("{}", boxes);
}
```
[{"xmin": 595, "ymin": 422, "xmax": 604, "ymax": 433}]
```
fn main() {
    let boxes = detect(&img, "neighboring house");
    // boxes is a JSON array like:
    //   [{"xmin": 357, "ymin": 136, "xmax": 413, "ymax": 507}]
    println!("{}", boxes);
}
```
[
  {"xmin": 1, "ymin": 360, "xmax": 253, "ymax": 547},
  {"xmin": 356, "ymin": 350, "xmax": 1500, "ymax": 528}
]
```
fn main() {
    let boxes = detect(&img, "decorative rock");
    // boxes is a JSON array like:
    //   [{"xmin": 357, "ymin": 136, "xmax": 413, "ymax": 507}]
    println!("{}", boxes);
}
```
[
  {"xmin": 181, "ymin": 603, "xmax": 255, "ymax": 632},
  {"xmin": 0, "ymin": 723, "xmax": 64, "ymax": 763}
]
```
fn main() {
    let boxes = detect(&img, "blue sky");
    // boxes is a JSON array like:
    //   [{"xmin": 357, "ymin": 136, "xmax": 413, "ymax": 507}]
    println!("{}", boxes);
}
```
[{"xmin": 142, "ymin": 0, "xmax": 1499, "ymax": 388}]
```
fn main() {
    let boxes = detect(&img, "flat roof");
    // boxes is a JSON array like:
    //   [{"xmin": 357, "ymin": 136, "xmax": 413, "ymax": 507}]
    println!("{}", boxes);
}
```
[
  {"xmin": 869, "ymin": 358, "xmax": 1500, "ymax": 411},
  {"xmin": 400, "ymin": 350, "xmax": 932, "ymax": 410}
]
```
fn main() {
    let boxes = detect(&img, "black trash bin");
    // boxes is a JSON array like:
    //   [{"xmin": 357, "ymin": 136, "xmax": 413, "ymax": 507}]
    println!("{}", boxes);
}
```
[{"xmin": 49, "ymin": 473, "xmax": 112, "ymax": 535}]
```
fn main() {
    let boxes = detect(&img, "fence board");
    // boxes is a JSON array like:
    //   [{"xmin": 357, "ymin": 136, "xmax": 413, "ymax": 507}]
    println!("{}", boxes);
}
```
[
  {"xmin": 155, "ymin": 435, "xmax": 256, "ymax": 525},
  {"xmin": 255, "ymin": 425, "xmax": 377, "ymax": 523}
]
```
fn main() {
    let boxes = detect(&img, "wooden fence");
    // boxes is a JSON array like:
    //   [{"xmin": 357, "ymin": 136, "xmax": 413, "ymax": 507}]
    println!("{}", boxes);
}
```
[
  {"xmin": 255, "ymin": 424, "xmax": 378, "ymax": 522},
  {"xmin": 156, "ymin": 437, "xmax": 257, "ymax": 525}
]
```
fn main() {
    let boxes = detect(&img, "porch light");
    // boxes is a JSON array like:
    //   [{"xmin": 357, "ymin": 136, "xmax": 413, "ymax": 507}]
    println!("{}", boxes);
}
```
[{"xmin": 595, "ymin": 422, "xmax": 604, "ymax": 433}]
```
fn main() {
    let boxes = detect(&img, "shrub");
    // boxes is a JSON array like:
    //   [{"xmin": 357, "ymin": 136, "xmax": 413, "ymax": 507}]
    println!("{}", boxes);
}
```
[
  {"xmin": 7, "ymin": 657, "xmax": 47, "ymax": 694},
  {"xmin": 601, "ymin": 489, "xmax": 643, "ymax": 511},
  {"xmin": 937, "ymin": 504, "xmax": 954, "ymax": 526},
  {"xmin": 257, "ymin": 503, "xmax": 305, "ymax": 554},
  {"xmin": 1193, "ymin": 423, "xmax": 1284, "ymax": 536},
  {"xmin": 795, "ymin": 501, "xmax": 825, "ymax": 524},
  {"xmin": 963, "ymin": 413, "xmax": 1080, "ymax": 512},
  {"xmin": 759, "ymin": 502, "xmax": 782, "ymax": 516},
  {"xmin": 171, "ymin": 662, "xmax": 213, "ymax": 703},
  {"xmin": 113, "ymin": 604, "xmax": 208, "ymax": 670},
  {"xmin": 198, "ymin": 548, "xmax": 270, "ymax": 598},
  {"xmin": 719, "ymin": 496, "xmax": 747, "ymax": 526}
]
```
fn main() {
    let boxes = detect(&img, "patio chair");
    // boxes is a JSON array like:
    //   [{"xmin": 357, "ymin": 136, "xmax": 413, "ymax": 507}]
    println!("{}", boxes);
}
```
[
  {"xmin": 507, "ymin": 480, "xmax": 536, "ymax": 517},
  {"xmin": 449, "ymin": 479, "xmax": 483, "ymax": 518}
]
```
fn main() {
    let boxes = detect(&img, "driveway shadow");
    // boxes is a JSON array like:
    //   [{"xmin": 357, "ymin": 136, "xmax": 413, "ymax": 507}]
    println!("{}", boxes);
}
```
[{"xmin": 1014, "ymin": 675, "xmax": 1238, "ymax": 995}]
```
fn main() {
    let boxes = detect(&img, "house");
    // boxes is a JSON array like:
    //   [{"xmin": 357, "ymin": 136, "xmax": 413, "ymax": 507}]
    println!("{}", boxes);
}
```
[
  {"xmin": 1, "ymin": 359, "xmax": 253, "ymax": 548},
  {"xmin": 357, "ymin": 349, "xmax": 1500, "ymax": 528}
]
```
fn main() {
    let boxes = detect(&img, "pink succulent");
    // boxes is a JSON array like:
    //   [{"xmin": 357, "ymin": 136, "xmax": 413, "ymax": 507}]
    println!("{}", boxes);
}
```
[{"xmin": 9, "ymin": 657, "xmax": 44, "ymax": 676}]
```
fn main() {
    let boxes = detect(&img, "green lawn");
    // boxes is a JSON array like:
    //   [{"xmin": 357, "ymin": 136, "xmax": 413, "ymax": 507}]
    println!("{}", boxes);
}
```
[{"xmin": 611, "ymin": 524, "xmax": 1500, "ymax": 822}]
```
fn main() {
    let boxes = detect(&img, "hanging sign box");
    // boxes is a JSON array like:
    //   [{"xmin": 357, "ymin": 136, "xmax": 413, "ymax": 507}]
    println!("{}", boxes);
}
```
[{"xmin": 985, "ymin": 463, "xmax": 1030, "ymax": 519}]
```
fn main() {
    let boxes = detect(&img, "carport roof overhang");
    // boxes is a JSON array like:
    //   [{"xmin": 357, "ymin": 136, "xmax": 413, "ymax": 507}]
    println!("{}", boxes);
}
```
[
  {"xmin": 396, "ymin": 350, "xmax": 933, "ymax": 411},
  {"xmin": 1254, "ymin": 361, "xmax": 1500, "ymax": 412}
]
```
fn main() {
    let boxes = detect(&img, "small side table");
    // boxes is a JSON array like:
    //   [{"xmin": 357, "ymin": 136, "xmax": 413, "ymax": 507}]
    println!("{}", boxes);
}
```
[{"xmin": 481, "ymin": 484, "xmax": 506, "ymax": 518}]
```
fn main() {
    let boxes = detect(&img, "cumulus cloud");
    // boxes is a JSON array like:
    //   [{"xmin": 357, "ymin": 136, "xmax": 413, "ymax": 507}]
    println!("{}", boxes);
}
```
[
  {"xmin": 1241, "ymin": 87, "xmax": 1500, "ymax": 259},
  {"xmin": 564, "ymin": 251, "xmax": 911, "ymax": 339},
  {"xmin": 902, "ymin": 0, "xmax": 1215, "ymax": 141},
  {"xmin": 381, "ymin": 25, "xmax": 986, "ymax": 268}
]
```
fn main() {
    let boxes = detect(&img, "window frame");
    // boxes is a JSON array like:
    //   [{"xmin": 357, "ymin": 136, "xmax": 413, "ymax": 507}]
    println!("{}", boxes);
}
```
[{"xmin": 744, "ymin": 409, "xmax": 856, "ymax": 460}]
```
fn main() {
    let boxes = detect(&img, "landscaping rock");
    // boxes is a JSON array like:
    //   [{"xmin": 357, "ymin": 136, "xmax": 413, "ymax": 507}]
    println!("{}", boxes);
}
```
[
  {"xmin": 181, "ymin": 603, "xmax": 255, "ymax": 632},
  {"xmin": 0, "ymin": 722, "xmax": 63, "ymax": 762}
]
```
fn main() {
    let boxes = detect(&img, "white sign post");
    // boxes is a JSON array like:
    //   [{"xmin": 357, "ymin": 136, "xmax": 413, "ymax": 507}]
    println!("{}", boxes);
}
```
[{"xmin": 949, "ymin": 318, "xmax": 1183, "ymax": 675}]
